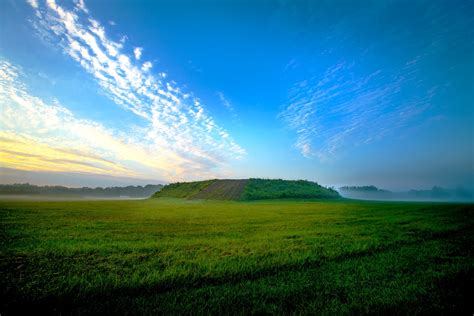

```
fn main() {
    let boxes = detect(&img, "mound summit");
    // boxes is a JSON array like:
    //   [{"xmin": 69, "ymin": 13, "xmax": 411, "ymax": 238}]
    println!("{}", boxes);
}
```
[{"xmin": 153, "ymin": 178, "xmax": 340, "ymax": 201}]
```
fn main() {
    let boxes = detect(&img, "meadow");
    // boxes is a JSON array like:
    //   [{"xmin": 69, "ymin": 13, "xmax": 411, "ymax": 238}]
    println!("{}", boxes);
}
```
[{"xmin": 1, "ymin": 198, "xmax": 473, "ymax": 314}]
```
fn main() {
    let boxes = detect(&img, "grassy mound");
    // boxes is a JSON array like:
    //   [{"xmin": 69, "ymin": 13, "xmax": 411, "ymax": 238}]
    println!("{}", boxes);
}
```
[
  {"xmin": 242, "ymin": 178, "xmax": 340, "ymax": 200},
  {"xmin": 153, "ymin": 178, "xmax": 340, "ymax": 200},
  {"xmin": 152, "ymin": 179, "xmax": 216, "ymax": 198}
]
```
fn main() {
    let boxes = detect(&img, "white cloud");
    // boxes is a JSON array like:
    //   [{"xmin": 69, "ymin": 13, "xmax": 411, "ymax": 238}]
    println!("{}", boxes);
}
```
[
  {"xmin": 280, "ymin": 61, "xmax": 437, "ymax": 160},
  {"xmin": 23, "ymin": 0, "xmax": 245, "ymax": 179},
  {"xmin": 26, "ymin": 0, "xmax": 38, "ymax": 9},
  {"xmin": 217, "ymin": 91, "xmax": 233, "ymax": 111},
  {"xmin": 217, "ymin": 91, "xmax": 238, "ymax": 120},
  {"xmin": 75, "ymin": 0, "xmax": 88, "ymax": 13},
  {"xmin": 0, "ymin": 59, "xmax": 198, "ymax": 180},
  {"xmin": 133, "ymin": 47, "xmax": 142, "ymax": 60},
  {"xmin": 141, "ymin": 61, "xmax": 152, "ymax": 72}
]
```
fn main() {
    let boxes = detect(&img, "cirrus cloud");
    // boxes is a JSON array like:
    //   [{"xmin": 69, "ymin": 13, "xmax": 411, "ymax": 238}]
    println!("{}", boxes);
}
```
[
  {"xmin": 17, "ymin": 0, "xmax": 245, "ymax": 181},
  {"xmin": 280, "ymin": 61, "xmax": 438, "ymax": 161},
  {"xmin": 0, "ymin": 59, "xmax": 234, "ymax": 181}
]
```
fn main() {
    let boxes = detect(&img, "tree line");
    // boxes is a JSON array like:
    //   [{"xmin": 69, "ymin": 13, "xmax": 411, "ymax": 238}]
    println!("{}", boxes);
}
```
[{"xmin": 0, "ymin": 183, "xmax": 163, "ymax": 198}]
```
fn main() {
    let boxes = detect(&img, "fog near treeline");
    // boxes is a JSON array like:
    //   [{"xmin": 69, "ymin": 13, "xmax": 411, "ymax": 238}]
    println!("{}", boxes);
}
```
[
  {"xmin": 1, "ymin": 183, "xmax": 473, "ymax": 202},
  {"xmin": 338, "ymin": 185, "xmax": 473, "ymax": 202},
  {"xmin": 0, "ymin": 183, "xmax": 163, "ymax": 199}
]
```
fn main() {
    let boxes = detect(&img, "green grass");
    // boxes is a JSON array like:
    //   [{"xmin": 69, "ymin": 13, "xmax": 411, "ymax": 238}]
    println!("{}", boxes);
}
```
[
  {"xmin": 1, "ymin": 198, "xmax": 472, "ymax": 314},
  {"xmin": 242, "ymin": 178, "xmax": 340, "ymax": 200},
  {"xmin": 152, "ymin": 179, "xmax": 215, "ymax": 198}
]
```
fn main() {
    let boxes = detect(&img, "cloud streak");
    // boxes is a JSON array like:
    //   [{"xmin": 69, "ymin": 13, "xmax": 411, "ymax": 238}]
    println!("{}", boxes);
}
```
[
  {"xmin": 133, "ymin": 47, "xmax": 142, "ymax": 60},
  {"xmin": 19, "ymin": 0, "xmax": 245, "ymax": 180},
  {"xmin": 217, "ymin": 91, "xmax": 238, "ymax": 120},
  {"xmin": 0, "ymin": 59, "xmax": 233, "ymax": 181},
  {"xmin": 280, "ymin": 61, "xmax": 438, "ymax": 160}
]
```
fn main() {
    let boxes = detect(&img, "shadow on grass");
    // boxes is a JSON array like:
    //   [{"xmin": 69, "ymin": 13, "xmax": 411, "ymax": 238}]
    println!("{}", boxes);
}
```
[{"xmin": 2, "ymin": 225, "xmax": 472, "ymax": 315}]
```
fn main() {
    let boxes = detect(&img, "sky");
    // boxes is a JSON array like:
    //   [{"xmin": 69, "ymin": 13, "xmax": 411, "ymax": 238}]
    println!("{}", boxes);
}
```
[{"xmin": 0, "ymin": 0, "xmax": 473, "ymax": 190}]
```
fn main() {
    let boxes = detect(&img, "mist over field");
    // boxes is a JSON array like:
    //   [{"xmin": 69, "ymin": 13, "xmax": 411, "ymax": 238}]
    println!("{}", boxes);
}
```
[{"xmin": 338, "ymin": 185, "xmax": 474, "ymax": 202}]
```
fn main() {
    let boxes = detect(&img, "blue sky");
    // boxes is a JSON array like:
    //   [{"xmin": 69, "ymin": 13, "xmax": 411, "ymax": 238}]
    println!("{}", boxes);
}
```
[{"xmin": 0, "ymin": 0, "xmax": 473, "ymax": 190}]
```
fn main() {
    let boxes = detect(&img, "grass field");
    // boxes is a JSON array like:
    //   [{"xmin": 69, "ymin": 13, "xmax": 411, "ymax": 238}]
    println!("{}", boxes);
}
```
[{"xmin": 1, "ymin": 198, "xmax": 473, "ymax": 314}]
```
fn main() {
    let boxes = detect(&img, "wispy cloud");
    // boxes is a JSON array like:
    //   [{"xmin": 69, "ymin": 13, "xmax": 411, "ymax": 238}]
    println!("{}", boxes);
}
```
[
  {"xmin": 217, "ymin": 91, "xmax": 236, "ymax": 113},
  {"xmin": 20, "ymin": 0, "xmax": 245, "ymax": 180},
  {"xmin": 280, "ymin": 61, "xmax": 438, "ymax": 160},
  {"xmin": 0, "ymin": 59, "xmax": 232, "ymax": 181},
  {"xmin": 26, "ymin": 0, "xmax": 38, "ymax": 9},
  {"xmin": 141, "ymin": 61, "xmax": 152, "ymax": 72},
  {"xmin": 74, "ymin": 0, "xmax": 88, "ymax": 13},
  {"xmin": 133, "ymin": 47, "xmax": 142, "ymax": 60},
  {"xmin": 283, "ymin": 58, "xmax": 298, "ymax": 72}
]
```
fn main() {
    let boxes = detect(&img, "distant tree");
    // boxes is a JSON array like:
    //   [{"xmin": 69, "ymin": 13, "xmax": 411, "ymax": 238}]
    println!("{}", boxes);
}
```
[{"xmin": 0, "ymin": 183, "xmax": 163, "ymax": 197}]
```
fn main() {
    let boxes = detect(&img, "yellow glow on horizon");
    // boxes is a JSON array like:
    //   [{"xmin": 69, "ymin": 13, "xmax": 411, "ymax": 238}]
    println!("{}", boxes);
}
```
[{"xmin": 0, "ymin": 132, "xmax": 134, "ymax": 177}]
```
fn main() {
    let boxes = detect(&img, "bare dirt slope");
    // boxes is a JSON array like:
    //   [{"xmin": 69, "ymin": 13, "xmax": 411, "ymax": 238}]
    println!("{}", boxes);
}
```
[{"xmin": 191, "ymin": 179, "xmax": 248, "ymax": 200}]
